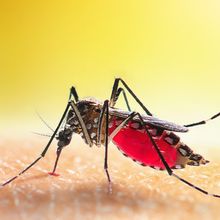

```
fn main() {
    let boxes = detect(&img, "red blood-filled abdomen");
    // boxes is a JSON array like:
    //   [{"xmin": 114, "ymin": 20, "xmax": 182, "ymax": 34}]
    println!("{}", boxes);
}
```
[{"xmin": 109, "ymin": 119, "xmax": 178, "ymax": 169}]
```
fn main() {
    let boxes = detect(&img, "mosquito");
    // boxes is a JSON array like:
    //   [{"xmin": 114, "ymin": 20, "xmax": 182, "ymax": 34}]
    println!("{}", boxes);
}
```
[{"xmin": 1, "ymin": 78, "xmax": 220, "ymax": 198}]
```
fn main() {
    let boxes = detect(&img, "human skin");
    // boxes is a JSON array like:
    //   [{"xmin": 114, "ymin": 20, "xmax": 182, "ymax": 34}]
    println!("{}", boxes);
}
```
[{"xmin": 0, "ymin": 137, "xmax": 220, "ymax": 220}]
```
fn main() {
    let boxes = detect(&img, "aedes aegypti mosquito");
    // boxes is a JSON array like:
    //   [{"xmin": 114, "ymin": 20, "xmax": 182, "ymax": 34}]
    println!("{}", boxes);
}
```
[{"xmin": 1, "ymin": 78, "xmax": 220, "ymax": 198}]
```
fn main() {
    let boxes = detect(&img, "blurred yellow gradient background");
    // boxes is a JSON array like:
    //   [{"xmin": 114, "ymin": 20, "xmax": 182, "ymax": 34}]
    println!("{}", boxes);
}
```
[{"xmin": 1, "ymin": 1, "xmax": 220, "ymax": 148}]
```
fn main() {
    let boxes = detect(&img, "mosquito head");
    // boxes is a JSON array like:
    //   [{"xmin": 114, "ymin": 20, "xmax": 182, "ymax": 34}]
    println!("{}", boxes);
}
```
[{"xmin": 56, "ymin": 128, "xmax": 73, "ymax": 147}]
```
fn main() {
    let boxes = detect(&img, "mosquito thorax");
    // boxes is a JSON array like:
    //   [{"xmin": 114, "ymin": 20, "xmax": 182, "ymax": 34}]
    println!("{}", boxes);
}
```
[{"xmin": 66, "ymin": 98, "xmax": 104, "ymax": 145}]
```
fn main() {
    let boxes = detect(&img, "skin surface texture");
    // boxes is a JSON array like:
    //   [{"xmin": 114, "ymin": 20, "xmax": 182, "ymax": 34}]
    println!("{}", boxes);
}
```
[{"xmin": 0, "ymin": 137, "xmax": 220, "ymax": 220}]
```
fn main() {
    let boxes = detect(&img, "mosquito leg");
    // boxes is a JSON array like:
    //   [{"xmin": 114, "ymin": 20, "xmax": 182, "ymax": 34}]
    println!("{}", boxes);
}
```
[
  {"xmin": 69, "ymin": 101, "xmax": 92, "ymax": 147},
  {"xmin": 110, "ymin": 87, "xmax": 131, "ymax": 111},
  {"xmin": 110, "ymin": 78, "xmax": 152, "ymax": 116},
  {"xmin": 104, "ymin": 100, "xmax": 112, "ymax": 193},
  {"xmin": 69, "ymin": 86, "xmax": 79, "ymax": 102},
  {"xmin": 96, "ymin": 100, "xmax": 112, "ymax": 192},
  {"xmin": 48, "ymin": 146, "xmax": 63, "ymax": 176},
  {"xmin": 97, "ymin": 101, "xmax": 107, "ymax": 146},
  {"xmin": 110, "ymin": 79, "xmax": 131, "ymax": 109},
  {"xmin": 1, "ymin": 102, "xmax": 71, "ymax": 187},
  {"xmin": 184, "ymin": 112, "xmax": 220, "ymax": 128},
  {"xmin": 110, "ymin": 78, "xmax": 220, "ymax": 129}
]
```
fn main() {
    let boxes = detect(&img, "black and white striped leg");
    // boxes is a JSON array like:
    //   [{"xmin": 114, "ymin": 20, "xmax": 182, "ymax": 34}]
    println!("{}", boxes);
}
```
[
  {"xmin": 97, "ymin": 101, "xmax": 107, "ymax": 147},
  {"xmin": 97, "ymin": 100, "xmax": 112, "ymax": 193},
  {"xmin": 108, "ymin": 112, "xmax": 220, "ymax": 198},
  {"xmin": 110, "ymin": 78, "xmax": 152, "ymax": 115},
  {"xmin": 69, "ymin": 101, "xmax": 92, "ymax": 147},
  {"xmin": 104, "ymin": 101, "xmax": 112, "ymax": 193},
  {"xmin": 118, "ymin": 88, "xmax": 131, "ymax": 111},
  {"xmin": 1, "ymin": 101, "xmax": 71, "ymax": 187},
  {"xmin": 110, "ymin": 87, "xmax": 131, "ymax": 111},
  {"xmin": 184, "ymin": 112, "xmax": 220, "ymax": 128}
]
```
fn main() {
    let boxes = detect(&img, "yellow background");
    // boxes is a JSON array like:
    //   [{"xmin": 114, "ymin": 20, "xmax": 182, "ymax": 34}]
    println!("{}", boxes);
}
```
[{"xmin": 1, "ymin": 1, "xmax": 220, "ymax": 147}]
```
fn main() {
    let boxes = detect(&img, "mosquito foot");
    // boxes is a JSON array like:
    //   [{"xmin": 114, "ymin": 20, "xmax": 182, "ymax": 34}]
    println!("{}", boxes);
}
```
[{"xmin": 48, "ymin": 172, "xmax": 60, "ymax": 176}]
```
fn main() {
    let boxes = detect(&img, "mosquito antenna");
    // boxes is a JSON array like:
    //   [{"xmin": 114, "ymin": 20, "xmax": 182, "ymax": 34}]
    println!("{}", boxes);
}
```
[
  {"xmin": 32, "ymin": 131, "xmax": 53, "ymax": 138},
  {"xmin": 35, "ymin": 111, "xmax": 55, "ymax": 132}
]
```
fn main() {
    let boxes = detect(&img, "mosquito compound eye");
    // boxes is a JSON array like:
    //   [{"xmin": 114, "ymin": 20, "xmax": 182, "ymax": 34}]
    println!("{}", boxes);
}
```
[{"xmin": 58, "ymin": 130, "xmax": 64, "ymax": 138}]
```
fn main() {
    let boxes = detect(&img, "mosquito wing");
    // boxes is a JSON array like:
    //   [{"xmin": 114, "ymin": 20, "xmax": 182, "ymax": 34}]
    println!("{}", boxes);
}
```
[{"xmin": 109, "ymin": 108, "xmax": 188, "ymax": 132}]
